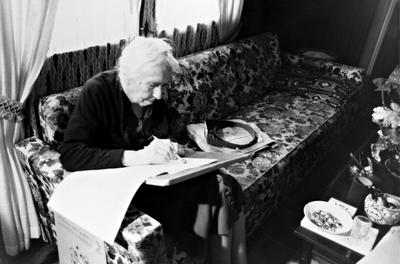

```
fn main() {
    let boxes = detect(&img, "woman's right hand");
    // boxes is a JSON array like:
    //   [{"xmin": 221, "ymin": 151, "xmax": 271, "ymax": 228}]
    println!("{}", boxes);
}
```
[
  {"xmin": 142, "ymin": 137, "xmax": 179, "ymax": 164},
  {"xmin": 122, "ymin": 138, "xmax": 183, "ymax": 166}
]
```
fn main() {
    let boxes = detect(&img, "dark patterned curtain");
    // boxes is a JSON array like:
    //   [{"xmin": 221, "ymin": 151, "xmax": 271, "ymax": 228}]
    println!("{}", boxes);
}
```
[
  {"xmin": 24, "ymin": 41, "xmax": 126, "ymax": 137},
  {"xmin": 140, "ymin": 0, "xmax": 220, "ymax": 58},
  {"xmin": 158, "ymin": 22, "xmax": 219, "ymax": 58}
]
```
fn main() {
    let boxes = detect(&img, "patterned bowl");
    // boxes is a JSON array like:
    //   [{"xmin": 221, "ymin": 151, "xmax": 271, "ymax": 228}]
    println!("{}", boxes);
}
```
[{"xmin": 364, "ymin": 193, "xmax": 400, "ymax": 225}]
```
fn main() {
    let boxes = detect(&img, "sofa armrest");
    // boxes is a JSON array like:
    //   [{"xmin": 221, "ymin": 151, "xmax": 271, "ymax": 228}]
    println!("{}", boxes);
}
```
[
  {"xmin": 281, "ymin": 52, "xmax": 364, "ymax": 86},
  {"xmin": 15, "ymin": 136, "xmax": 63, "ymax": 243},
  {"xmin": 15, "ymin": 137, "xmax": 65, "ymax": 198}
]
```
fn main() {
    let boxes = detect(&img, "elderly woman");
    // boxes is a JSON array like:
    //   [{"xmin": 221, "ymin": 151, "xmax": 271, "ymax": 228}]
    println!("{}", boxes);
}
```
[{"xmin": 59, "ymin": 37, "xmax": 247, "ymax": 264}]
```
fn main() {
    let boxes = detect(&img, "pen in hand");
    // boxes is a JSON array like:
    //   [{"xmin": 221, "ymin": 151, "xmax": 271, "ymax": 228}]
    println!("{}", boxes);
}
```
[
  {"xmin": 170, "ymin": 142, "xmax": 187, "ymax": 164},
  {"xmin": 152, "ymin": 136, "xmax": 187, "ymax": 164},
  {"xmin": 171, "ymin": 152, "xmax": 187, "ymax": 164}
]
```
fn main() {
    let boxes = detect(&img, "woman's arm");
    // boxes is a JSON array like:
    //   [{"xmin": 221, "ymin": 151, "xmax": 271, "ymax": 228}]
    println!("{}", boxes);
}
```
[
  {"xmin": 59, "ymin": 80, "xmax": 183, "ymax": 171},
  {"xmin": 59, "ymin": 77, "xmax": 125, "ymax": 171}
]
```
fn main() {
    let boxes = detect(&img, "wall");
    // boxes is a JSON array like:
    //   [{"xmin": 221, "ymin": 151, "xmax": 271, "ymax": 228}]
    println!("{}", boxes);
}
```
[
  {"xmin": 370, "ymin": 5, "xmax": 399, "ymax": 78},
  {"xmin": 240, "ymin": 0, "xmax": 398, "ymax": 77}
]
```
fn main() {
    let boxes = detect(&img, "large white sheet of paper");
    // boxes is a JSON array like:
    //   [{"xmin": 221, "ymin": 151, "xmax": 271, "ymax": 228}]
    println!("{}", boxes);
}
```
[{"xmin": 48, "ymin": 158, "xmax": 216, "ymax": 244}]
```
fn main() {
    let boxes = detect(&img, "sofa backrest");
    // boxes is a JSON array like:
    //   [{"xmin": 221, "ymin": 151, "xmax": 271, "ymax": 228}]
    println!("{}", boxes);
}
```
[
  {"xmin": 168, "ymin": 33, "xmax": 281, "ymax": 125},
  {"xmin": 38, "ymin": 33, "xmax": 281, "ymax": 148}
]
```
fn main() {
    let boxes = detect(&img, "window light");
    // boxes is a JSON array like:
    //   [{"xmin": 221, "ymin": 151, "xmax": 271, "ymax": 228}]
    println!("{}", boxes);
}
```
[
  {"xmin": 48, "ymin": 0, "xmax": 140, "ymax": 55},
  {"xmin": 156, "ymin": 0, "xmax": 219, "ymax": 34}
]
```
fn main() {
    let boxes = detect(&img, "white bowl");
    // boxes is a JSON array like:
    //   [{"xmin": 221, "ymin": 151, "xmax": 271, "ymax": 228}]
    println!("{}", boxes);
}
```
[{"xmin": 304, "ymin": 201, "xmax": 353, "ymax": 234}]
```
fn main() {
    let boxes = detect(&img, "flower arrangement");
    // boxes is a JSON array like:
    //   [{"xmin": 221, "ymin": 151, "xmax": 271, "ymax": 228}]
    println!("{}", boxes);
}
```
[{"xmin": 371, "ymin": 66, "xmax": 400, "ymax": 161}]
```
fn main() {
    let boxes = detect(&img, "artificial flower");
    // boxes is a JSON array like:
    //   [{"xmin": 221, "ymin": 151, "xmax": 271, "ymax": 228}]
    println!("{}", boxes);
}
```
[{"xmin": 372, "ymin": 103, "xmax": 400, "ymax": 128}]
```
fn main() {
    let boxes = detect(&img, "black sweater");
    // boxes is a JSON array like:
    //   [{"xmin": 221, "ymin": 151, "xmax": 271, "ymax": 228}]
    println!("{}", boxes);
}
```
[{"xmin": 59, "ymin": 70, "xmax": 177, "ymax": 171}]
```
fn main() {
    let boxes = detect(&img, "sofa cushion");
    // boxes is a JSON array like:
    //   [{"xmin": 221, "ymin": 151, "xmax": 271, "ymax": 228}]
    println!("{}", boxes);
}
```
[
  {"xmin": 273, "ymin": 65, "xmax": 359, "ymax": 108},
  {"xmin": 39, "ymin": 87, "xmax": 83, "ymax": 148},
  {"xmin": 168, "ymin": 33, "xmax": 281, "ymax": 125},
  {"xmin": 14, "ymin": 137, "xmax": 64, "ymax": 243},
  {"xmin": 281, "ymin": 53, "xmax": 364, "ymax": 86}
]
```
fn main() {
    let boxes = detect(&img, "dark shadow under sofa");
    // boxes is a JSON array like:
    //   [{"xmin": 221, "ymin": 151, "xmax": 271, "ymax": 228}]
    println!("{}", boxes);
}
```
[{"xmin": 15, "ymin": 33, "xmax": 364, "ymax": 264}]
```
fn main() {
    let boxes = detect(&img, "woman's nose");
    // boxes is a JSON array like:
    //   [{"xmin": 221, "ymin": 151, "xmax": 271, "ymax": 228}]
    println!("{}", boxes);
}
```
[{"xmin": 153, "ymin": 86, "xmax": 162, "ymax": 99}]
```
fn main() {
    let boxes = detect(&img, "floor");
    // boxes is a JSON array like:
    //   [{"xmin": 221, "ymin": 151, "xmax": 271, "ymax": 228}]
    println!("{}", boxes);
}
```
[{"xmin": 0, "ymin": 88, "xmax": 378, "ymax": 264}]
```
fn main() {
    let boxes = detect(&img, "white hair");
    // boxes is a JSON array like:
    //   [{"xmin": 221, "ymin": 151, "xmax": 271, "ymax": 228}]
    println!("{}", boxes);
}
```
[{"xmin": 117, "ymin": 37, "xmax": 179, "ymax": 88}]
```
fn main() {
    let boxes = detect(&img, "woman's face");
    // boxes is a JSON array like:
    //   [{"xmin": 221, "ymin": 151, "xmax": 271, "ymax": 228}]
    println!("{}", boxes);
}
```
[{"xmin": 123, "ymin": 63, "xmax": 171, "ymax": 106}]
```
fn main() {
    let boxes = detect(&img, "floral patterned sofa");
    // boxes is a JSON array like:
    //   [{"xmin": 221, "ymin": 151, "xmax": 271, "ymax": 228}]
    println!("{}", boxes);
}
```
[{"xmin": 15, "ymin": 33, "xmax": 364, "ymax": 264}]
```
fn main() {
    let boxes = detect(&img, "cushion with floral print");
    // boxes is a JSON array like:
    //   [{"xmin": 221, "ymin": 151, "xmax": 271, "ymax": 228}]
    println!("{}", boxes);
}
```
[
  {"xmin": 272, "ymin": 56, "xmax": 364, "ymax": 108},
  {"xmin": 281, "ymin": 52, "xmax": 364, "ymax": 85},
  {"xmin": 39, "ymin": 86, "xmax": 83, "ymax": 148}
]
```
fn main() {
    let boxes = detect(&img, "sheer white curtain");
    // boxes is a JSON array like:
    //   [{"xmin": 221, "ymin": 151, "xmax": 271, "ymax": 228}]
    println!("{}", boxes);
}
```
[
  {"xmin": 0, "ymin": 0, "xmax": 142, "ymax": 256},
  {"xmin": 156, "ymin": 0, "xmax": 219, "ymax": 34},
  {"xmin": 155, "ymin": 0, "xmax": 244, "ymax": 42},
  {"xmin": 218, "ymin": 0, "xmax": 244, "ymax": 42},
  {"xmin": 48, "ymin": 0, "xmax": 141, "ymax": 55},
  {"xmin": 0, "ymin": 0, "xmax": 59, "ymax": 256}
]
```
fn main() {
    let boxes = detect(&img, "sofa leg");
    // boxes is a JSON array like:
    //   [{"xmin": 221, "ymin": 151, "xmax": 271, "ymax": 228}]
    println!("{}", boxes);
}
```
[
  {"xmin": 208, "ymin": 233, "xmax": 232, "ymax": 264},
  {"xmin": 207, "ymin": 212, "xmax": 248, "ymax": 264},
  {"xmin": 232, "ymin": 212, "xmax": 247, "ymax": 264}
]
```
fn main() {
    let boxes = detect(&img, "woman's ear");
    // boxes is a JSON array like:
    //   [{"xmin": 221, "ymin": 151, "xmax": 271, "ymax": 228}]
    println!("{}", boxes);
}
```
[{"xmin": 160, "ymin": 37, "xmax": 174, "ymax": 49}]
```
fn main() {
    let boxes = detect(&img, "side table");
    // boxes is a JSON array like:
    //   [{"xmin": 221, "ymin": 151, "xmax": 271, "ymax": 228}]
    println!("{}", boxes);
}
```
[
  {"xmin": 294, "ymin": 157, "xmax": 392, "ymax": 264},
  {"xmin": 295, "ymin": 226, "xmax": 363, "ymax": 264}
]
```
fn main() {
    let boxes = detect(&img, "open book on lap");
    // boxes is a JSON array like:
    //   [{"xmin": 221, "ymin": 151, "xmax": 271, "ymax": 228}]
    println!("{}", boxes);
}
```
[{"xmin": 145, "ymin": 151, "xmax": 250, "ymax": 186}]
